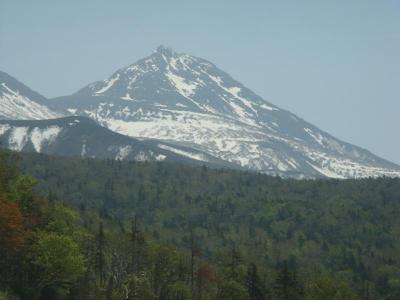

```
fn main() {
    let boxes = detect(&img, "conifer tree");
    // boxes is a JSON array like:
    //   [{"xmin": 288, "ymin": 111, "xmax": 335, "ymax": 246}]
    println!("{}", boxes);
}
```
[
  {"xmin": 96, "ymin": 222, "xmax": 106, "ymax": 286},
  {"xmin": 246, "ymin": 263, "xmax": 265, "ymax": 300}
]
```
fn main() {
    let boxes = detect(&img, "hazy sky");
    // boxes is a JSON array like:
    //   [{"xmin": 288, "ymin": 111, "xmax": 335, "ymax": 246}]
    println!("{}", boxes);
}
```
[{"xmin": 1, "ymin": 1, "xmax": 399, "ymax": 164}]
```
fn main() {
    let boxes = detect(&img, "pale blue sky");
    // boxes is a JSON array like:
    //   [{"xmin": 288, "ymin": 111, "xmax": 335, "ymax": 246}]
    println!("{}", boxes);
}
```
[{"xmin": 1, "ymin": 1, "xmax": 399, "ymax": 164}]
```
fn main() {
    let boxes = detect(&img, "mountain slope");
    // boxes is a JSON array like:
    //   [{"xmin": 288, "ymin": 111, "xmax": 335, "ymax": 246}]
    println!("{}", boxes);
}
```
[
  {"xmin": 46, "ymin": 46, "xmax": 400, "ymax": 178},
  {"xmin": 0, "ymin": 116, "xmax": 233, "ymax": 167},
  {"xmin": 0, "ymin": 71, "xmax": 61, "ymax": 120}
]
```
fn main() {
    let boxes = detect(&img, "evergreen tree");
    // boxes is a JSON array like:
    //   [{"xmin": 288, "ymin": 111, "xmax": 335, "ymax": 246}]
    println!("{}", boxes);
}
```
[
  {"xmin": 274, "ymin": 261, "xmax": 303, "ymax": 300},
  {"xmin": 246, "ymin": 263, "xmax": 265, "ymax": 300},
  {"xmin": 95, "ymin": 223, "xmax": 106, "ymax": 287}
]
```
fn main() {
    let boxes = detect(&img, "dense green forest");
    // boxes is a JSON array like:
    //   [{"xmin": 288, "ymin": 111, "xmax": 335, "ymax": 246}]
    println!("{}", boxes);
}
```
[{"xmin": 1, "ymin": 150, "xmax": 400, "ymax": 299}]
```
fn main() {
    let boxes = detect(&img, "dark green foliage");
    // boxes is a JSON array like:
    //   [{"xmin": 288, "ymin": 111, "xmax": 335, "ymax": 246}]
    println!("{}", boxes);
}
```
[
  {"xmin": 246, "ymin": 263, "xmax": 265, "ymax": 300},
  {"xmin": 95, "ymin": 223, "xmax": 106, "ymax": 286},
  {"xmin": 2, "ymin": 151, "xmax": 400, "ymax": 298},
  {"xmin": 274, "ymin": 261, "xmax": 303, "ymax": 300}
]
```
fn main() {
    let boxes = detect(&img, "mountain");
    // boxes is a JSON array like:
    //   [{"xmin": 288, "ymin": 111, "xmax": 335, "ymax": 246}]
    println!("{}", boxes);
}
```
[
  {"xmin": 44, "ymin": 46, "xmax": 400, "ymax": 178},
  {"xmin": 0, "ymin": 71, "xmax": 60, "ymax": 120},
  {"xmin": 0, "ymin": 116, "xmax": 234, "ymax": 167}
]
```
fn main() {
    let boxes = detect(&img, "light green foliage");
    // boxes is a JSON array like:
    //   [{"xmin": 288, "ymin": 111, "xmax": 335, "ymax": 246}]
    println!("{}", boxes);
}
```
[
  {"xmin": 0, "ymin": 291, "xmax": 9, "ymax": 300},
  {"xmin": 31, "ymin": 231, "xmax": 86, "ymax": 290},
  {"xmin": 304, "ymin": 276, "xmax": 360, "ymax": 300},
  {"xmin": 45, "ymin": 204, "xmax": 93, "ymax": 247},
  {"xmin": 9, "ymin": 175, "xmax": 37, "ymax": 211}
]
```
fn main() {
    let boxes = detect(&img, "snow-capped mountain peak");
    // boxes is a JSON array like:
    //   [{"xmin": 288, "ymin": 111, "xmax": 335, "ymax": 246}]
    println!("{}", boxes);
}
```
[
  {"xmin": 78, "ymin": 46, "xmax": 279, "ymax": 129},
  {"xmin": 41, "ymin": 47, "xmax": 400, "ymax": 178}
]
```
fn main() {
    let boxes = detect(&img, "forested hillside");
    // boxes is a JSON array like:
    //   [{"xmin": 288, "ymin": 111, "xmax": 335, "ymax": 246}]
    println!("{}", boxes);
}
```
[{"xmin": 1, "ymin": 151, "xmax": 400, "ymax": 299}]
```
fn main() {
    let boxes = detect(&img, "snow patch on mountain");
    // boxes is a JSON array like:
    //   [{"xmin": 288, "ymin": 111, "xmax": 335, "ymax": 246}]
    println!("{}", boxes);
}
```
[
  {"xmin": 30, "ymin": 126, "xmax": 62, "ymax": 152},
  {"xmin": 260, "ymin": 104, "xmax": 279, "ymax": 111},
  {"xmin": 304, "ymin": 128, "xmax": 324, "ymax": 146},
  {"xmin": 0, "ymin": 83, "xmax": 60, "ymax": 120},
  {"xmin": 121, "ymin": 93, "xmax": 135, "ymax": 101},
  {"xmin": 67, "ymin": 108, "xmax": 77, "ymax": 114},
  {"xmin": 95, "ymin": 74, "xmax": 120, "ymax": 94},
  {"xmin": 8, "ymin": 127, "xmax": 29, "ymax": 151},
  {"xmin": 166, "ymin": 71, "xmax": 198, "ymax": 97},
  {"xmin": 0, "ymin": 124, "xmax": 62, "ymax": 152},
  {"xmin": 116, "ymin": 145, "xmax": 132, "ymax": 160},
  {"xmin": 307, "ymin": 161, "xmax": 345, "ymax": 179},
  {"xmin": 158, "ymin": 144, "xmax": 208, "ymax": 162},
  {"xmin": 134, "ymin": 151, "xmax": 150, "ymax": 162},
  {"xmin": 0, "ymin": 124, "xmax": 10, "ymax": 135}
]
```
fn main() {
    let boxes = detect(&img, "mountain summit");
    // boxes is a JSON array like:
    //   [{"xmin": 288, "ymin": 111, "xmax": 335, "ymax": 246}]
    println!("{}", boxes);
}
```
[
  {"xmin": 155, "ymin": 44, "xmax": 175, "ymax": 56},
  {"xmin": 23, "ymin": 46, "xmax": 400, "ymax": 178}
]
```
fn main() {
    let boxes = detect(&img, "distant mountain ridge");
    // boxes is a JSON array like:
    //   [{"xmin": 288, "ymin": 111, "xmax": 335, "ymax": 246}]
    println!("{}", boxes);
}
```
[
  {"xmin": 1, "ymin": 46, "xmax": 400, "ymax": 178},
  {"xmin": 0, "ymin": 116, "xmax": 235, "ymax": 167},
  {"xmin": 0, "ymin": 71, "xmax": 60, "ymax": 120}
]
